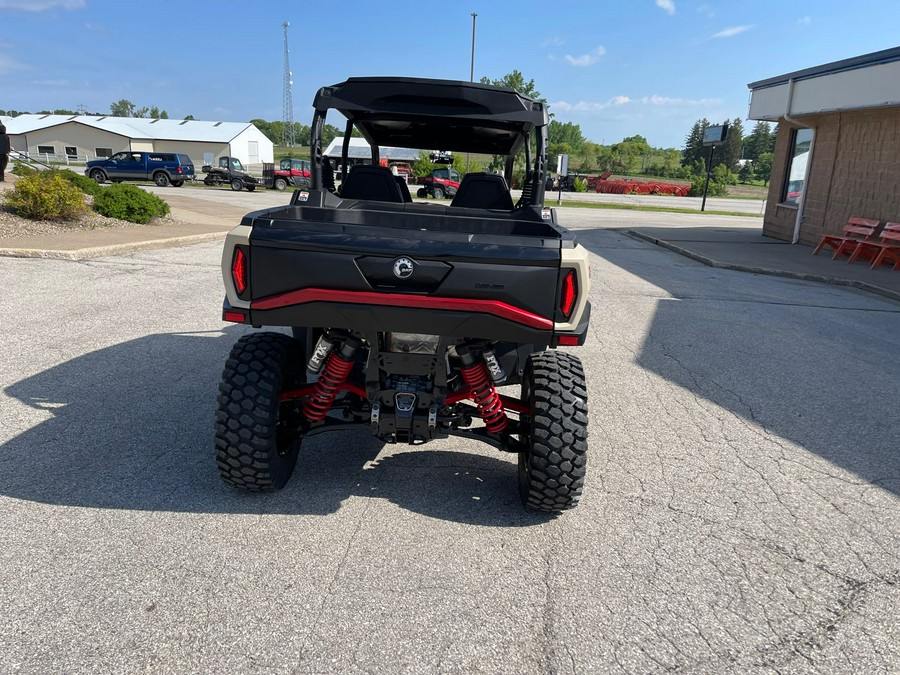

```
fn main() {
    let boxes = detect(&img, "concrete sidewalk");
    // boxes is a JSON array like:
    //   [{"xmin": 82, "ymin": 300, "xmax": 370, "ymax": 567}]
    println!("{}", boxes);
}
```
[{"xmin": 627, "ymin": 226, "xmax": 900, "ymax": 303}]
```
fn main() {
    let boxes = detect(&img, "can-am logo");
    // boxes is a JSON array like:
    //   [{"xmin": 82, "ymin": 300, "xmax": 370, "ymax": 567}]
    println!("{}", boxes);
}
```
[{"xmin": 393, "ymin": 257, "xmax": 414, "ymax": 279}]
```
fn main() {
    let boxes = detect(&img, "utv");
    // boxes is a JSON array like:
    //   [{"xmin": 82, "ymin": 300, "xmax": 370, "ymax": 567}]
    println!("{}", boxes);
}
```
[
  {"xmin": 216, "ymin": 77, "xmax": 591, "ymax": 511},
  {"xmin": 202, "ymin": 156, "xmax": 260, "ymax": 191}
]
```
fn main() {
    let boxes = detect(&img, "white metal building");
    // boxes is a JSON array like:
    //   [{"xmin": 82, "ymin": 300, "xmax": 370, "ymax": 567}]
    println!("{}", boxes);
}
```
[
  {"xmin": 2, "ymin": 115, "xmax": 274, "ymax": 167},
  {"xmin": 323, "ymin": 137, "xmax": 422, "ymax": 162}
]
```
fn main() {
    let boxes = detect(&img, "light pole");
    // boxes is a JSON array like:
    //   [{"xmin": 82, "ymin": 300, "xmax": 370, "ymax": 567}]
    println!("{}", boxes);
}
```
[
  {"xmin": 467, "ymin": 13, "xmax": 477, "ymax": 173},
  {"xmin": 470, "ymin": 13, "xmax": 477, "ymax": 83}
]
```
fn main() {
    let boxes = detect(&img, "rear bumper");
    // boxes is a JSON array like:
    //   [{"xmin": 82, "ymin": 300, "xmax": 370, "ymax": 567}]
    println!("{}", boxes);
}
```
[{"xmin": 224, "ymin": 288, "xmax": 556, "ymax": 344}]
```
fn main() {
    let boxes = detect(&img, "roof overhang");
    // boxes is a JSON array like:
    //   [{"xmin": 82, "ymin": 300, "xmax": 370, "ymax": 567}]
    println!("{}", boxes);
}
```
[{"xmin": 747, "ymin": 46, "xmax": 900, "ymax": 121}]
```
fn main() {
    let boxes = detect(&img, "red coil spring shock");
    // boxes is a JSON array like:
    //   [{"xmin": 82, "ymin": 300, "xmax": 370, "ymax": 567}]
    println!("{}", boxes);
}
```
[
  {"xmin": 460, "ymin": 362, "xmax": 509, "ymax": 434},
  {"xmin": 302, "ymin": 351, "xmax": 355, "ymax": 423}
]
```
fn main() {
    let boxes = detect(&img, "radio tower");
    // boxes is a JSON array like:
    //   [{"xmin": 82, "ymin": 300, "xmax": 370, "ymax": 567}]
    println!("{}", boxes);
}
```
[{"xmin": 282, "ymin": 20, "xmax": 295, "ymax": 146}]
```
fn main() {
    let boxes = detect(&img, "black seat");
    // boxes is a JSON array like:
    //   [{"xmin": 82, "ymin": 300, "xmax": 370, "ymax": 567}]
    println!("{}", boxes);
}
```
[
  {"xmin": 339, "ymin": 165, "xmax": 404, "ymax": 203},
  {"xmin": 450, "ymin": 172, "xmax": 514, "ymax": 210},
  {"xmin": 394, "ymin": 176, "xmax": 412, "ymax": 203}
]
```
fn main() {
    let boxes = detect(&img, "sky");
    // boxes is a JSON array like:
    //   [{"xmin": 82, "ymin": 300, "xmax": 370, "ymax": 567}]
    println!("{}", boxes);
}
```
[{"xmin": 1, "ymin": 0, "xmax": 898, "ymax": 149}]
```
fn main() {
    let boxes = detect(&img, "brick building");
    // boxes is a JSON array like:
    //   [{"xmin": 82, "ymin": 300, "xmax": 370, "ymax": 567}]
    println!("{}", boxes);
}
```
[{"xmin": 748, "ymin": 47, "xmax": 900, "ymax": 245}]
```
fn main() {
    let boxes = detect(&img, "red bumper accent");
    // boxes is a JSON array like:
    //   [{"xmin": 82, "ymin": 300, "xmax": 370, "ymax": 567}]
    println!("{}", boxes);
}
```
[{"xmin": 251, "ymin": 287, "xmax": 554, "ymax": 330}]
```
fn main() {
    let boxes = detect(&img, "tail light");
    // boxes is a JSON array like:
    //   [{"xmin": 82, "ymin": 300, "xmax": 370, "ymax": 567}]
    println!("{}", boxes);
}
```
[
  {"xmin": 559, "ymin": 269, "xmax": 578, "ymax": 320},
  {"xmin": 232, "ymin": 247, "xmax": 248, "ymax": 294},
  {"xmin": 176, "ymin": 166, "xmax": 183, "ymax": 174}
]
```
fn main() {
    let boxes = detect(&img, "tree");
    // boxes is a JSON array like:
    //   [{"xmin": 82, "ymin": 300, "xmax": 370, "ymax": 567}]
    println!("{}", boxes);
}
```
[
  {"xmin": 682, "ymin": 118, "xmax": 709, "ymax": 167},
  {"xmin": 110, "ymin": 99, "xmax": 136, "ymax": 117},
  {"xmin": 109, "ymin": 99, "xmax": 171, "ymax": 118},
  {"xmin": 738, "ymin": 162, "xmax": 753, "ymax": 183},
  {"xmin": 480, "ymin": 70, "xmax": 543, "ymax": 102},
  {"xmin": 718, "ymin": 117, "xmax": 744, "ymax": 172},
  {"xmin": 754, "ymin": 152, "xmax": 773, "ymax": 185},
  {"xmin": 183, "ymin": 115, "xmax": 195, "ymax": 121},
  {"xmin": 548, "ymin": 120, "xmax": 585, "ymax": 151},
  {"xmin": 743, "ymin": 121, "xmax": 775, "ymax": 162}
]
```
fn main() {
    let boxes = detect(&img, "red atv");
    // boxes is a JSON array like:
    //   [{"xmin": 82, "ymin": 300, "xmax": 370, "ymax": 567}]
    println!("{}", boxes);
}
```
[
  {"xmin": 415, "ymin": 166, "xmax": 460, "ymax": 200},
  {"xmin": 264, "ymin": 158, "xmax": 312, "ymax": 191}
]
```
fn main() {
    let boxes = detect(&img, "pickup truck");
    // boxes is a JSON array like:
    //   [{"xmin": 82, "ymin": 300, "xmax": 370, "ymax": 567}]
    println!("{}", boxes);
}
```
[
  {"xmin": 215, "ymin": 77, "xmax": 591, "ymax": 512},
  {"xmin": 85, "ymin": 151, "xmax": 194, "ymax": 187}
]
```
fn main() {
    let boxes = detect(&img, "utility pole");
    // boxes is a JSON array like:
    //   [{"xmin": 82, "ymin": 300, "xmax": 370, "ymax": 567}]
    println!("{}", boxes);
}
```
[
  {"xmin": 282, "ymin": 20, "xmax": 295, "ymax": 147},
  {"xmin": 467, "ymin": 13, "xmax": 477, "ymax": 173},
  {"xmin": 469, "ymin": 13, "xmax": 477, "ymax": 82}
]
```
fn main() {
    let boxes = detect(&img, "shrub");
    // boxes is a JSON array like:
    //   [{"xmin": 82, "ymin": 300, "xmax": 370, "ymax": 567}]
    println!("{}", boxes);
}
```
[
  {"xmin": 50, "ymin": 168, "xmax": 103, "ymax": 196},
  {"xmin": 688, "ymin": 178, "xmax": 728, "ymax": 197},
  {"xmin": 92, "ymin": 183, "xmax": 170, "ymax": 223},
  {"xmin": 4, "ymin": 172, "xmax": 86, "ymax": 220},
  {"xmin": 712, "ymin": 163, "xmax": 737, "ymax": 186},
  {"xmin": 573, "ymin": 177, "xmax": 588, "ymax": 192},
  {"xmin": 11, "ymin": 162, "xmax": 36, "ymax": 177}
]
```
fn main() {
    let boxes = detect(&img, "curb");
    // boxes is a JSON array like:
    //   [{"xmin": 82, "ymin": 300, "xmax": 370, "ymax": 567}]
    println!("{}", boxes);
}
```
[
  {"xmin": 625, "ymin": 229, "xmax": 900, "ymax": 304},
  {"xmin": 0, "ymin": 231, "xmax": 227, "ymax": 261}
]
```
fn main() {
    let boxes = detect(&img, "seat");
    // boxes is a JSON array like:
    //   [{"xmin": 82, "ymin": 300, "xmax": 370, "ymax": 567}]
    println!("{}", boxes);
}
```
[
  {"xmin": 812, "ymin": 217, "xmax": 881, "ymax": 259},
  {"xmin": 848, "ymin": 222, "xmax": 900, "ymax": 270},
  {"xmin": 450, "ymin": 172, "xmax": 514, "ymax": 210},
  {"xmin": 394, "ymin": 175, "xmax": 412, "ymax": 203},
  {"xmin": 339, "ymin": 165, "xmax": 404, "ymax": 203}
]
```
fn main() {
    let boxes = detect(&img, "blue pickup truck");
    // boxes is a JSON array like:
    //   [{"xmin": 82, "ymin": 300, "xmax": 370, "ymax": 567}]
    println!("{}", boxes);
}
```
[{"xmin": 85, "ymin": 151, "xmax": 195, "ymax": 187}]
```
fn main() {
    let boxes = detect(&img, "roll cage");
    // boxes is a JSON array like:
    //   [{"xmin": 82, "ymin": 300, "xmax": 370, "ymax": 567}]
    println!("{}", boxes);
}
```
[{"xmin": 308, "ymin": 77, "xmax": 550, "ymax": 206}]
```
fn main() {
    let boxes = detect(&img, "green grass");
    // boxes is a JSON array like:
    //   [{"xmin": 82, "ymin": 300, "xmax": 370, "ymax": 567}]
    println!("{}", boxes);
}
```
[{"xmin": 554, "ymin": 200, "xmax": 761, "ymax": 218}]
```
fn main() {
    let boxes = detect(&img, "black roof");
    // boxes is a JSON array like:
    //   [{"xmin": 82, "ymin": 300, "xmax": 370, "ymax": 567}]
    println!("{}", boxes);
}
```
[
  {"xmin": 748, "ymin": 45, "xmax": 900, "ymax": 90},
  {"xmin": 313, "ymin": 77, "xmax": 548, "ymax": 155}
]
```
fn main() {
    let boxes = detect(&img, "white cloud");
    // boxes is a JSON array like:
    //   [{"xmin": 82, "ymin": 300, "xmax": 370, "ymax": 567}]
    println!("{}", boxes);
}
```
[
  {"xmin": 551, "ymin": 96, "xmax": 631, "ymax": 112},
  {"xmin": 0, "ymin": 0, "xmax": 85, "ymax": 10},
  {"xmin": 711, "ymin": 25, "xmax": 754, "ymax": 39},
  {"xmin": 0, "ymin": 54, "xmax": 25, "ymax": 75},
  {"xmin": 551, "ymin": 94, "xmax": 722, "ymax": 113},
  {"xmin": 564, "ymin": 46, "xmax": 607, "ymax": 67},
  {"xmin": 541, "ymin": 36, "xmax": 566, "ymax": 48},
  {"xmin": 797, "ymin": 16, "xmax": 812, "ymax": 26},
  {"xmin": 655, "ymin": 0, "xmax": 675, "ymax": 16},
  {"xmin": 696, "ymin": 4, "xmax": 715, "ymax": 18},
  {"xmin": 640, "ymin": 95, "xmax": 723, "ymax": 106}
]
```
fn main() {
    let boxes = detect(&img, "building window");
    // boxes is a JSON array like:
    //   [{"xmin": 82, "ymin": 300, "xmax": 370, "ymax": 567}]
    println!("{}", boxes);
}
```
[
  {"xmin": 95, "ymin": 147, "xmax": 113, "ymax": 158},
  {"xmin": 37, "ymin": 145, "xmax": 55, "ymax": 155},
  {"xmin": 781, "ymin": 128, "xmax": 813, "ymax": 206},
  {"xmin": 65, "ymin": 146, "xmax": 77, "ymax": 157}
]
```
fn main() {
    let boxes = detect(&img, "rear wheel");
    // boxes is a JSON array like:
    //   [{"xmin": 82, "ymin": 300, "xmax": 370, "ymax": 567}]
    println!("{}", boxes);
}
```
[
  {"xmin": 214, "ymin": 332, "xmax": 307, "ymax": 491},
  {"xmin": 274, "ymin": 177, "xmax": 288, "ymax": 191},
  {"xmin": 433, "ymin": 186, "xmax": 445, "ymax": 200},
  {"xmin": 230, "ymin": 178, "xmax": 243, "ymax": 191},
  {"xmin": 518, "ymin": 351, "xmax": 588, "ymax": 511},
  {"xmin": 247, "ymin": 185, "xmax": 256, "ymax": 192},
  {"xmin": 416, "ymin": 187, "xmax": 427, "ymax": 198},
  {"xmin": 89, "ymin": 169, "xmax": 106, "ymax": 184},
  {"xmin": 153, "ymin": 172, "xmax": 170, "ymax": 187}
]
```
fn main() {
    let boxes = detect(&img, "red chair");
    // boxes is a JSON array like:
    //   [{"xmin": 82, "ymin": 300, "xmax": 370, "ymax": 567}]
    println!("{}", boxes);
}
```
[
  {"xmin": 848, "ymin": 222, "xmax": 900, "ymax": 270},
  {"xmin": 812, "ymin": 218, "xmax": 881, "ymax": 259}
]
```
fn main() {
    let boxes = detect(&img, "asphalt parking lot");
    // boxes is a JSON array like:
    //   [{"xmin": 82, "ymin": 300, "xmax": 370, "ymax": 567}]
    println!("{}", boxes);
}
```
[{"xmin": 1, "ymin": 207, "xmax": 898, "ymax": 673}]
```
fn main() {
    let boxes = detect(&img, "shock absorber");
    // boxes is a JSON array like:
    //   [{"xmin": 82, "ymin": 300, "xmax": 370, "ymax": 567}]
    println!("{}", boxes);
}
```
[
  {"xmin": 302, "ymin": 338, "xmax": 359, "ymax": 423},
  {"xmin": 458, "ymin": 346, "xmax": 509, "ymax": 434}
]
